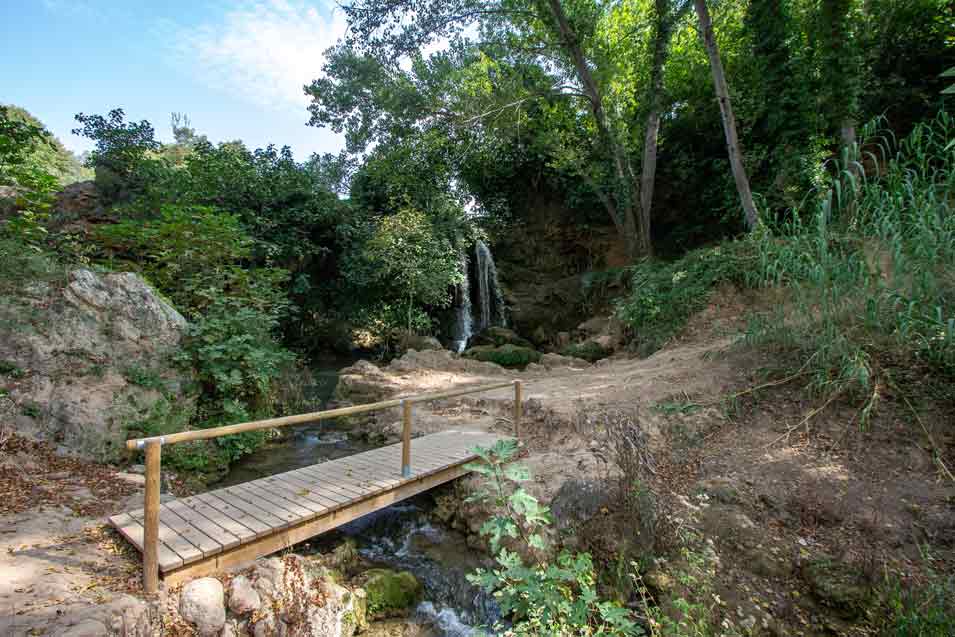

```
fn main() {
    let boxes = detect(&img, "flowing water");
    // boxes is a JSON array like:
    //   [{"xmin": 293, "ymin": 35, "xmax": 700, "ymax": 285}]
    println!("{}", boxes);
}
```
[
  {"xmin": 319, "ymin": 498, "xmax": 500, "ymax": 636},
  {"xmin": 217, "ymin": 358, "xmax": 374, "ymax": 488},
  {"xmin": 450, "ymin": 240, "xmax": 506, "ymax": 352},
  {"xmin": 221, "ymin": 362, "xmax": 496, "ymax": 635}
]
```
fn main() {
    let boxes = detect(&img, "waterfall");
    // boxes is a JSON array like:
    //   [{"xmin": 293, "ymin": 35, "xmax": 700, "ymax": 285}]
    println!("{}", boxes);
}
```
[
  {"xmin": 472, "ymin": 239, "xmax": 505, "ymax": 333},
  {"xmin": 448, "ymin": 240, "xmax": 506, "ymax": 352},
  {"xmin": 449, "ymin": 253, "xmax": 472, "ymax": 353}
]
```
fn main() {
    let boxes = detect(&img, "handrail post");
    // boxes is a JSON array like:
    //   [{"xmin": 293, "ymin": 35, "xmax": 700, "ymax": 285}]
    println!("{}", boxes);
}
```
[
  {"xmin": 143, "ymin": 439, "xmax": 162, "ymax": 595},
  {"xmin": 401, "ymin": 399, "xmax": 412, "ymax": 478},
  {"xmin": 513, "ymin": 380, "xmax": 523, "ymax": 439}
]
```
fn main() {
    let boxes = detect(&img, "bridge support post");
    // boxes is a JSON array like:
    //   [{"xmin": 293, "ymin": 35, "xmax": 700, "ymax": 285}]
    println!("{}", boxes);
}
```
[
  {"xmin": 401, "ymin": 400, "xmax": 412, "ymax": 478},
  {"xmin": 513, "ymin": 380, "xmax": 522, "ymax": 439},
  {"xmin": 143, "ymin": 439, "xmax": 162, "ymax": 595}
]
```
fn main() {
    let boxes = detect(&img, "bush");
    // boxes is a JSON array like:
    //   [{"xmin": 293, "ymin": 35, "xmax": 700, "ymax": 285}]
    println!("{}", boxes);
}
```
[
  {"xmin": 560, "ymin": 341, "xmax": 611, "ymax": 363},
  {"xmin": 463, "ymin": 344, "xmax": 541, "ymax": 368},
  {"xmin": 466, "ymin": 440, "xmax": 642, "ymax": 637},
  {"xmin": 615, "ymin": 241, "xmax": 756, "ymax": 354}
]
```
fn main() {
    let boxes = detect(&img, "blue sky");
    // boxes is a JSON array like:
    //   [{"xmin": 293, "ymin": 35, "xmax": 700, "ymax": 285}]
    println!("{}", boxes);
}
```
[{"xmin": 1, "ymin": 0, "xmax": 346, "ymax": 159}]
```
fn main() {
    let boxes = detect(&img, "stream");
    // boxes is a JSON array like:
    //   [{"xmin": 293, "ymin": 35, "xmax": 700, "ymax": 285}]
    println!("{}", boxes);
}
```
[{"xmin": 219, "ymin": 360, "xmax": 497, "ymax": 636}]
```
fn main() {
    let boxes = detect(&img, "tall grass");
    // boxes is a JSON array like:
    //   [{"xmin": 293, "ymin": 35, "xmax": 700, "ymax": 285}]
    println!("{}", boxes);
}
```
[{"xmin": 743, "ymin": 110, "xmax": 955, "ymax": 414}]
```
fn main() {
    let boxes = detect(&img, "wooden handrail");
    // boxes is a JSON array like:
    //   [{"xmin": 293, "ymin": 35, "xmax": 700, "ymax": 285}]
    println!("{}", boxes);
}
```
[
  {"xmin": 130, "ymin": 377, "xmax": 523, "ymax": 594},
  {"xmin": 125, "ymin": 380, "xmax": 517, "ymax": 450}
]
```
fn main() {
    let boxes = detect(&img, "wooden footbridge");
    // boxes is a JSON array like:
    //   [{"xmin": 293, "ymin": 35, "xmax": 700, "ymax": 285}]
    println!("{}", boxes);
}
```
[{"xmin": 111, "ymin": 380, "xmax": 523, "ymax": 592}]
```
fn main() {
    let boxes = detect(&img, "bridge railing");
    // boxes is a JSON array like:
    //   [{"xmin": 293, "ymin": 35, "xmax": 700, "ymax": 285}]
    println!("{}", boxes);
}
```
[{"xmin": 124, "ymin": 379, "xmax": 523, "ymax": 594}]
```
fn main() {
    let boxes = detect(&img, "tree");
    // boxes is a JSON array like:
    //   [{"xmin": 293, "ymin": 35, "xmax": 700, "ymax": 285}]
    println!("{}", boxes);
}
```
[
  {"xmin": 72, "ymin": 108, "xmax": 160, "ymax": 199},
  {"xmin": 817, "ymin": 0, "xmax": 861, "ymax": 150},
  {"xmin": 640, "ymin": 0, "xmax": 692, "ymax": 253},
  {"xmin": 363, "ymin": 205, "xmax": 461, "ymax": 332},
  {"xmin": 693, "ymin": 0, "xmax": 759, "ymax": 229},
  {"xmin": 313, "ymin": 0, "xmax": 654, "ymax": 259}
]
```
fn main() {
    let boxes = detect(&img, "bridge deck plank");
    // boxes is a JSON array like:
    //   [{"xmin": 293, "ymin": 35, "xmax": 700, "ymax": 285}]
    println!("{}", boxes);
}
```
[{"xmin": 111, "ymin": 431, "xmax": 501, "ymax": 575}]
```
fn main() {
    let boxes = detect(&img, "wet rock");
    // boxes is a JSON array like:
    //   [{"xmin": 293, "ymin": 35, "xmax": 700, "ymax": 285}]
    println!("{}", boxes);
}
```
[
  {"xmin": 227, "ymin": 575, "xmax": 261, "ymax": 615},
  {"xmin": 180, "ymin": 578, "xmax": 226, "ymax": 636}
]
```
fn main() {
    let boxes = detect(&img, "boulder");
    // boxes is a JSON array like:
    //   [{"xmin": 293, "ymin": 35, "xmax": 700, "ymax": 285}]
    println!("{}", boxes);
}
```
[
  {"xmin": 462, "ymin": 344, "xmax": 541, "ymax": 368},
  {"xmin": 243, "ymin": 555, "xmax": 364, "ymax": 637},
  {"xmin": 227, "ymin": 575, "xmax": 261, "ymax": 615},
  {"xmin": 469, "ymin": 326, "xmax": 534, "ymax": 349},
  {"xmin": 180, "ymin": 578, "xmax": 226, "ymax": 636},
  {"xmin": 540, "ymin": 353, "xmax": 591, "ymax": 369},
  {"xmin": 335, "ymin": 360, "xmax": 400, "ymax": 404},
  {"xmin": 386, "ymin": 349, "xmax": 504, "ymax": 376},
  {"xmin": 0, "ymin": 268, "xmax": 196, "ymax": 461},
  {"xmin": 361, "ymin": 569, "xmax": 423, "ymax": 619},
  {"xmin": 396, "ymin": 332, "xmax": 444, "ymax": 352},
  {"xmin": 549, "ymin": 479, "xmax": 612, "ymax": 533}
]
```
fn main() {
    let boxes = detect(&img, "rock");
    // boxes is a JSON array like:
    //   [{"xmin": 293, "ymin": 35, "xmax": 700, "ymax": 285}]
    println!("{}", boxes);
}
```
[
  {"xmin": 227, "ymin": 575, "xmax": 261, "ymax": 615},
  {"xmin": 462, "ymin": 344, "xmax": 541, "ymax": 368},
  {"xmin": 549, "ymin": 479, "xmax": 611, "ymax": 532},
  {"xmin": 328, "ymin": 538, "xmax": 360, "ymax": 573},
  {"xmin": 469, "ymin": 327, "xmax": 534, "ymax": 349},
  {"xmin": 396, "ymin": 332, "xmax": 444, "ymax": 352},
  {"xmin": 577, "ymin": 316, "xmax": 611, "ymax": 337},
  {"xmin": 802, "ymin": 557, "xmax": 871, "ymax": 618},
  {"xmin": 53, "ymin": 181, "xmax": 103, "ymax": 221},
  {"xmin": 180, "ymin": 578, "xmax": 226, "ymax": 636},
  {"xmin": 0, "ymin": 268, "xmax": 196, "ymax": 462},
  {"xmin": 335, "ymin": 361, "xmax": 400, "ymax": 404},
  {"xmin": 116, "ymin": 472, "xmax": 146, "ymax": 486},
  {"xmin": 386, "ymin": 349, "xmax": 504, "ymax": 376},
  {"xmin": 540, "ymin": 352, "xmax": 591, "ymax": 369},
  {"xmin": 56, "ymin": 619, "xmax": 109, "ymax": 636},
  {"xmin": 362, "ymin": 569, "xmax": 423, "ymax": 619}
]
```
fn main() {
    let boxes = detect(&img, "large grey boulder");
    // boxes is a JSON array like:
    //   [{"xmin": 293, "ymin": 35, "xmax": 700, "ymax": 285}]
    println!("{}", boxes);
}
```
[
  {"xmin": 180, "ymin": 578, "xmax": 226, "ymax": 636},
  {"xmin": 0, "ymin": 268, "xmax": 196, "ymax": 461}
]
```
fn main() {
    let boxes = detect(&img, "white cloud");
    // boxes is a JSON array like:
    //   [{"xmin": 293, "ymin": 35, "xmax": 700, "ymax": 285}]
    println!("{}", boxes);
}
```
[{"xmin": 171, "ymin": 0, "xmax": 347, "ymax": 113}]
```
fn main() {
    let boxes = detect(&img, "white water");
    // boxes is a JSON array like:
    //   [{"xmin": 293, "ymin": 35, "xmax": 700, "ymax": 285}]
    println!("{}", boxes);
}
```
[{"xmin": 450, "ymin": 240, "xmax": 506, "ymax": 352}]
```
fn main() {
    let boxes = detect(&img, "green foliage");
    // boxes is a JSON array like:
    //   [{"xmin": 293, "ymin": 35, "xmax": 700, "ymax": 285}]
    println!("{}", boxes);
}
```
[
  {"xmin": 463, "ymin": 344, "xmax": 541, "ymax": 368},
  {"xmin": 0, "ymin": 105, "xmax": 91, "ymax": 186},
  {"xmin": 560, "ymin": 341, "xmax": 611, "ymax": 363},
  {"xmin": 72, "ymin": 108, "xmax": 159, "ymax": 198},
  {"xmin": 178, "ymin": 299, "xmax": 295, "ymax": 463},
  {"xmin": 880, "ymin": 571, "xmax": 955, "ymax": 636},
  {"xmin": 615, "ymin": 242, "xmax": 754, "ymax": 353},
  {"xmin": 361, "ymin": 204, "xmax": 462, "ymax": 331},
  {"xmin": 466, "ymin": 440, "xmax": 642, "ymax": 637},
  {"xmin": 743, "ymin": 111, "xmax": 955, "ymax": 410}
]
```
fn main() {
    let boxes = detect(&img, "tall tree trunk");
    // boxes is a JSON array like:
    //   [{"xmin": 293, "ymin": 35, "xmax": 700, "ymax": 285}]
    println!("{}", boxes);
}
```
[
  {"xmin": 546, "ymin": 0, "xmax": 644, "ymax": 258},
  {"xmin": 693, "ymin": 0, "xmax": 759, "ymax": 230},
  {"xmin": 638, "ymin": 0, "xmax": 677, "ymax": 258}
]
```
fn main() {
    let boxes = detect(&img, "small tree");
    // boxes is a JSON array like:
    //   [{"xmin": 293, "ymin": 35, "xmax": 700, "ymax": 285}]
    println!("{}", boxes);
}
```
[
  {"xmin": 364, "ymin": 205, "xmax": 461, "ymax": 332},
  {"xmin": 72, "ymin": 108, "xmax": 160, "ymax": 199}
]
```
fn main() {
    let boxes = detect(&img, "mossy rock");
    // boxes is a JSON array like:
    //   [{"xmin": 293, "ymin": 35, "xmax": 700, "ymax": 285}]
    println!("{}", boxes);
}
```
[
  {"xmin": 802, "ymin": 558, "xmax": 872, "ymax": 618},
  {"xmin": 560, "ymin": 341, "xmax": 610, "ymax": 362},
  {"xmin": 470, "ymin": 327, "xmax": 534, "ymax": 349},
  {"xmin": 463, "ymin": 344, "xmax": 541, "ymax": 368},
  {"xmin": 362, "ymin": 569, "xmax": 423, "ymax": 618}
]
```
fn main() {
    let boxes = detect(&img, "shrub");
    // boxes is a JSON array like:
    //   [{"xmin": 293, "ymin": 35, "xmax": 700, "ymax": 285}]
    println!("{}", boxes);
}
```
[
  {"xmin": 466, "ymin": 440, "xmax": 642, "ymax": 637},
  {"xmin": 560, "ymin": 341, "xmax": 611, "ymax": 362},
  {"xmin": 614, "ymin": 241, "xmax": 755, "ymax": 354},
  {"xmin": 463, "ymin": 344, "xmax": 541, "ymax": 368}
]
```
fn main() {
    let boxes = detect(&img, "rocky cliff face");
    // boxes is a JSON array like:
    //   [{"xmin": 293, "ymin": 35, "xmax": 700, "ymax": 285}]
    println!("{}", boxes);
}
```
[
  {"xmin": 0, "ymin": 268, "xmax": 196, "ymax": 462},
  {"xmin": 491, "ymin": 192, "xmax": 629, "ymax": 347}
]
